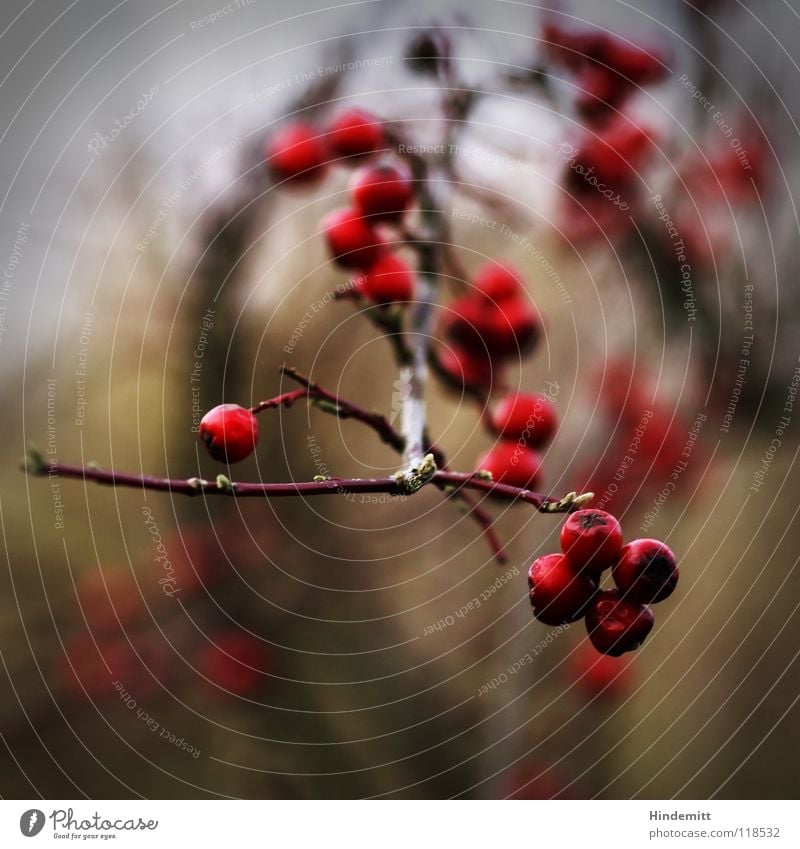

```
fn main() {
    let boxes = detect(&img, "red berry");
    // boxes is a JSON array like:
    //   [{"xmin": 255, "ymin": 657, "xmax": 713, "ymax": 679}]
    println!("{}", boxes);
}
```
[
  {"xmin": 350, "ymin": 162, "xmax": 414, "ymax": 222},
  {"xmin": 353, "ymin": 253, "xmax": 414, "ymax": 304},
  {"xmin": 199, "ymin": 404, "xmax": 259, "ymax": 463},
  {"xmin": 327, "ymin": 108, "xmax": 383, "ymax": 160},
  {"xmin": 473, "ymin": 262, "xmax": 524, "ymax": 302},
  {"xmin": 487, "ymin": 393, "xmax": 557, "ymax": 448},
  {"xmin": 528, "ymin": 553, "xmax": 597, "ymax": 626},
  {"xmin": 560, "ymin": 509, "xmax": 623, "ymax": 578},
  {"xmin": 569, "ymin": 641, "xmax": 633, "ymax": 700},
  {"xmin": 266, "ymin": 121, "xmax": 329, "ymax": 184},
  {"xmin": 613, "ymin": 539, "xmax": 678, "ymax": 604},
  {"xmin": 444, "ymin": 296, "xmax": 541, "ymax": 360},
  {"xmin": 197, "ymin": 631, "xmax": 270, "ymax": 696},
  {"xmin": 436, "ymin": 345, "xmax": 495, "ymax": 393},
  {"xmin": 476, "ymin": 441, "xmax": 542, "ymax": 490},
  {"xmin": 322, "ymin": 207, "xmax": 386, "ymax": 270},
  {"xmin": 585, "ymin": 590, "xmax": 654, "ymax": 656}
]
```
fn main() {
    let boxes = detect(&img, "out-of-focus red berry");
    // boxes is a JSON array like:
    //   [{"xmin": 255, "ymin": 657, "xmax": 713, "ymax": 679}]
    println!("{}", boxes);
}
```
[
  {"xmin": 266, "ymin": 122, "xmax": 330, "ymax": 184},
  {"xmin": 487, "ymin": 393, "xmax": 557, "ymax": 448},
  {"xmin": 350, "ymin": 162, "xmax": 414, "ymax": 222},
  {"xmin": 353, "ymin": 253, "xmax": 414, "ymax": 304},
  {"xmin": 322, "ymin": 207, "xmax": 386, "ymax": 270},
  {"xmin": 569, "ymin": 640, "xmax": 633, "ymax": 699},
  {"xmin": 197, "ymin": 631, "xmax": 270, "ymax": 696},
  {"xmin": 477, "ymin": 441, "xmax": 543, "ymax": 490},
  {"xmin": 327, "ymin": 108, "xmax": 383, "ymax": 160},
  {"xmin": 473, "ymin": 262, "xmax": 524, "ymax": 302}
]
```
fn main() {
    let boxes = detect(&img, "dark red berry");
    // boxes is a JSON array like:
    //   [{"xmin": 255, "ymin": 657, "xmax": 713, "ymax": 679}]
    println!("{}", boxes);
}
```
[
  {"xmin": 560, "ymin": 509, "xmax": 623, "ymax": 578},
  {"xmin": 476, "ymin": 441, "xmax": 543, "ymax": 490},
  {"xmin": 528, "ymin": 553, "xmax": 597, "ymax": 626},
  {"xmin": 350, "ymin": 162, "xmax": 414, "ymax": 222},
  {"xmin": 353, "ymin": 253, "xmax": 414, "ymax": 304},
  {"xmin": 199, "ymin": 404, "xmax": 259, "ymax": 463},
  {"xmin": 585, "ymin": 590, "xmax": 654, "ymax": 656},
  {"xmin": 322, "ymin": 207, "xmax": 386, "ymax": 269},
  {"xmin": 613, "ymin": 538, "xmax": 678, "ymax": 604},
  {"xmin": 197, "ymin": 631, "xmax": 270, "ymax": 696},
  {"xmin": 487, "ymin": 393, "xmax": 557, "ymax": 448},
  {"xmin": 327, "ymin": 108, "xmax": 383, "ymax": 160},
  {"xmin": 444, "ymin": 296, "xmax": 541, "ymax": 360},
  {"xmin": 473, "ymin": 262, "xmax": 524, "ymax": 302},
  {"xmin": 266, "ymin": 121, "xmax": 329, "ymax": 184},
  {"xmin": 436, "ymin": 346, "xmax": 495, "ymax": 393}
]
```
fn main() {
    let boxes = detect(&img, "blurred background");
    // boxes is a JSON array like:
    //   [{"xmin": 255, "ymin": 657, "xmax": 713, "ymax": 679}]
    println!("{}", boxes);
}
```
[{"xmin": 1, "ymin": 0, "xmax": 800, "ymax": 799}]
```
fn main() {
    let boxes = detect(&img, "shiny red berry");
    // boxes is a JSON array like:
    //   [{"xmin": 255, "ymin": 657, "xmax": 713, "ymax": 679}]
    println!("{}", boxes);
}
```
[
  {"xmin": 327, "ymin": 108, "xmax": 383, "ymax": 160},
  {"xmin": 266, "ymin": 121, "xmax": 329, "ymax": 184},
  {"xmin": 322, "ymin": 207, "xmax": 386, "ymax": 269},
  {"xmin": 353, "ymin": 253, "xmax": 414, "ymax": 304},
  {"xmin": 199, "ymin": 404, "xmax": 259, "ymax": 463},
  {"xmin": 487, "ymin": 393, "xmax": 557, "ymax": 448},
  {"xmin": 350, "ymin": 162, "xmax": 414, "ymax": 222},
  {"xmin": 613, "ymin": 539, "xmax": 678, "ymax": 604},
  {"xmin": 560, "ymin": 509, "xmax": 623, "ymax": 578},
  {"xmin": 528, "ymin": 554, "xmax": 597, "ymax": 626},
  {"xmin": 585, "ymin": 590, "xmax": 654, "ymax": 656},
  {"xmin": 569, "ymin": 641, "xmax": 633, "ymax": 700},
  {"xmin": 476, "ymin": 441, "xmax": 542, "ymax": 490},
  {"xmin": 473, "ymin": 262, "xmax": 524, "ymax": 302}
]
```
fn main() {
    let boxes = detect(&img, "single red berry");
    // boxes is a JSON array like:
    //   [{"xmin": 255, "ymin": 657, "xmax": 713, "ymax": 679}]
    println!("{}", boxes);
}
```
[
  {"xmin": 197, "ymin": 631, "xmax": 270, "ymax": 696},
  {"xmin": 436, "ymin": 345, "xmax": 495, "ymax": 393},
  {"xmin": 445, "ymin": 296, "xmax": 541, "ymax": 360},
  {"xmin": 350, "ymin": 162, "xmax": 414, "ymax": 222},
  {"xmin": 613, "ymin": 538, "xmax": 678, "ymax": 604},
  {"xmin": 265, "ymin": 121, "xmax": 329, "ymax": 184},
  {"xmin": 585, "ymin": 589, "xmax": 654, "ymax": 656},
  {"xmin": 353, "ymin": 253, "xmax": 414, "ymax": 304},
  {"xmin": 199, "ymin": 404, "xmax": 259, "ymax": 463},
  {"xmin": 528, "ymin": 553, "xmax": 597, "ymax": 626},
  {"xmin": 487, "ymin": 393, "xmax": 557, "ymax": 448},
  {"xmin": 476, "ymin": 441, "xmax": 543, "ymax": 490},
  {"xmin": 473, "ymin": 262, "xmax": 524, "ymax": 302},
  {"xmin": 322, "ymin": 207, "xmax": 386, "ymax": 270},
  {"xmin": 327, "ymin": 108, "xmax": 383, "ymax": 160},
  {"xmin": 560, "ymin": 509, "xmax": 623, "ymax": 578},
  {"xmin": 569, "ymin": 640, "xmax": 633, "ymax": 700}
]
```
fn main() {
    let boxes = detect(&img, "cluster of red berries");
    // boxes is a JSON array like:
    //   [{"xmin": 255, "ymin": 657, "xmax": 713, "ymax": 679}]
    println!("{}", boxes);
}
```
[
  {"xmin": 543, "ymin": 20, "xmax": 668, "ymax": 122},
  {"xmin": 266, "ymin": 108, "xmax": 416, "ymax": 305},
  {"xmin": 474, "ymin": 391, "xmax": 558, "ymax": 490},
  {"xmin": 437, "ymin": 262, "xmax": 541, "ymax": 394},
  {"xmin": 528, "ymin": 508, "xmax": 678, "ymax": 655}
]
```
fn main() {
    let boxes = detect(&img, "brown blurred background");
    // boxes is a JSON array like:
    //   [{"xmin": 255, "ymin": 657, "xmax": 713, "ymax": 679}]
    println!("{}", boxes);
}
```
[{"xmin": 1, "ymin": 0, "xmax": 799, "ymax": 799}]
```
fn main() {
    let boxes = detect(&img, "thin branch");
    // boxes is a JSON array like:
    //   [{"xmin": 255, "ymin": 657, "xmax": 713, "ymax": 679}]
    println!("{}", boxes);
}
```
[
  {"xmin": 22, "ymin": 450, "xmax": 592, "ymax": 513},
  {"xmin": 280, "ymin": 366, "xmax": 406, "ymax": 453}
]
